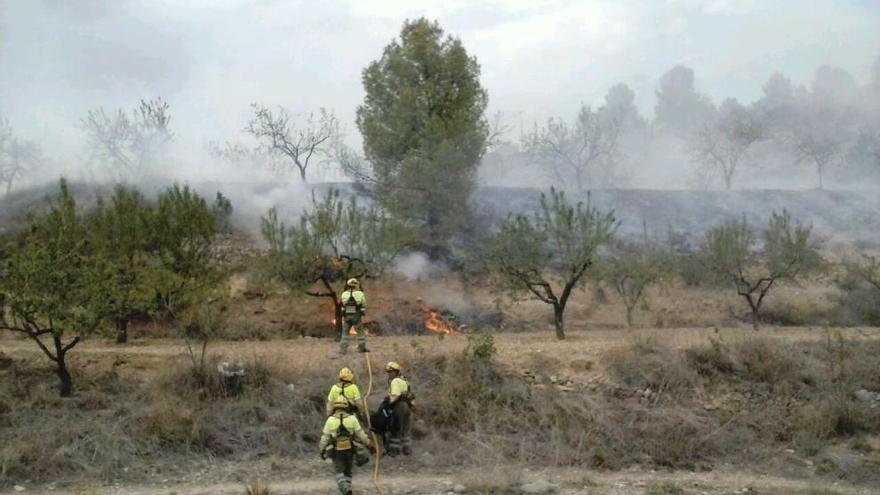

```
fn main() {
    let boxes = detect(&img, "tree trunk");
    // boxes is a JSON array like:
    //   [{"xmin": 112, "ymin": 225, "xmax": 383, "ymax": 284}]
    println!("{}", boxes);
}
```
[
  {"xmin": 553, "ymin": 303, "xmax": 565, "ymax": 340},
  {"xmin": 744, "ymin": 294, "xmax": 761, "ymax": 331},
  {"xmin": 298, "ymin": 166, "xmax": 308, "ymax": 183},
  {"xmin": 334, "ymin": 298, "xmax": 343, "ymax": 338},
  {"xmin": 115, "ymin": 318, "xmax": 128, "ymax": 344},
  {"xmin": 53, "ymin": 335, "xmax": 73, "ymax": 397},
  {"xmin": 425, "ymin": 208, "xmax": 444, "ymax": 261},
  {"xmin": 625, "ymin": 305, "xmax": 634, "ymax": 328},
  {"xmin": 724, "ymin": 170, "xmax": 733, "ymax": 190},
  {"xmin": 816, "ymin": 160, "xmax": 824, "ymax": 190}
]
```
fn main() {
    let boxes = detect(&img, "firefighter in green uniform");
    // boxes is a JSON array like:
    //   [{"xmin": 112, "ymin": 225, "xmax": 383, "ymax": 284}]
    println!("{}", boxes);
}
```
[
  {"xmin": 319, "ymin": 396, "xmax": 376, "ymax": 495},
  {"xmin": 326, "ymin": 367, "xmax": 368, "ymax": 420},
  {"xmin": 384, "ymin": 361, "xmax": 413, "ymax": 456},
  {"xmin": 339, "ymin": 278, "xmax": 367, "ymax": 354}
]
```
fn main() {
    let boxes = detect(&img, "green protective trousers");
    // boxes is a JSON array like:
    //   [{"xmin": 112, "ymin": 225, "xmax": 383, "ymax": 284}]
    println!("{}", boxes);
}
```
[
  {"xmin": 331, "ymin": 449, "xmax": 354, "ymax": 495},
  {"xmin": 387, "ymin": 400, "xmax": 412, "ymax": 455},
  {"xmin": 340, "ymin": 315, "xmax": 367, "ymax": 353}
]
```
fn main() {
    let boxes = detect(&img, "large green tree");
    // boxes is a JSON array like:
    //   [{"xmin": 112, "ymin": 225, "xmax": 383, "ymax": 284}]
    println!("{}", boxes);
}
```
[{"xmin": 356, "ymin": 18, "xmax": 489, "ymax": 258}]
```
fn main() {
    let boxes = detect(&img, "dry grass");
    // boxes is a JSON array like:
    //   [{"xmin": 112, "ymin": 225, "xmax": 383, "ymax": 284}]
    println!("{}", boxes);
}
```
[
  {"xmin": 243, "ymin": 480, "xmax": 273, "ymax": 495},
  {"xmin": 2, "ymin": 327, "xmax": 880, "ymax": 489}
]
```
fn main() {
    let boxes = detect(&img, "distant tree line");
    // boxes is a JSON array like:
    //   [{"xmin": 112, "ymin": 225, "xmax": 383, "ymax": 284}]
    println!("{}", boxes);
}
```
[{"xmin": 490, "ymin": 57, "xmax": 880, "ymax": 191}]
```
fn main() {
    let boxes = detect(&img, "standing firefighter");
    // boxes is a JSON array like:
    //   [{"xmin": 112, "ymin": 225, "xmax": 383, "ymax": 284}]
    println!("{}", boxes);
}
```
[
  {"xmin": 326, "ymin": 367, "xmax": 368, "ymax": 420},
  {"xmin": 339, "ymin": 278, "xmax": 367, "ymax": 354},
  {"xmin": 384, "ymin": 361, "xmax": 414, "ymax": 456},
  {"xmin": 319, "ymin": 396, "xmax": 376, "ymax": 495}
]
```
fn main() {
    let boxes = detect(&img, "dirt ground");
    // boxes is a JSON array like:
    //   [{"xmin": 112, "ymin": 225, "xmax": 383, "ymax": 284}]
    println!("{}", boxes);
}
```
[{"xmin": 23, "ymin": 467, "xmax": 880, "ymax": 495}]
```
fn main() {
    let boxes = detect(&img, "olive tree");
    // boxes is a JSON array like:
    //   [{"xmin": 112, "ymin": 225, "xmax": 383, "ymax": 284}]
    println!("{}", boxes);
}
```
[
  {"xmin": 0, "ymin": 181, "xmax": 103, "ymax": 396},
  {"xmin": 702, "ymin": 210, "xmax": 819, "ymax": 330},
  {"xmin": 486, "ymin": 188, "xmax": 617, "ymax": 339},
  {"xmin": 599, "ymin": 239, "xmax": 668, "ymax": 328},
  {"xmin": 261, "ymin": 189, "xmax": 409, "ymax": 335}
]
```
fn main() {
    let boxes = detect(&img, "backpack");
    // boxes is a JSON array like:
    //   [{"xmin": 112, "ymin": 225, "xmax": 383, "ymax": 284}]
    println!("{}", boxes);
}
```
[
  {"xmin": 342, "ymin": 291, "xmax": 363, "ymax": 316},
  {"xmin": 339, "ymin": 383, "xmax": 358, "ymax": 414},
  {"xmin": 334, "ymin": 413, "xmax": 353, "ymax": 451},
  {"xmin": 398, "ymin": 377, "xmax": 416, "ymax": 405}
]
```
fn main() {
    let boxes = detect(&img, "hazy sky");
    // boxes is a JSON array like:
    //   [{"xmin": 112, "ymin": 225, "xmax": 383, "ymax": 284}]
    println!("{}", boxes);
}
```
[{"xmin": 1, "ymin": 0, "xmax": 878, "ymax": 159}]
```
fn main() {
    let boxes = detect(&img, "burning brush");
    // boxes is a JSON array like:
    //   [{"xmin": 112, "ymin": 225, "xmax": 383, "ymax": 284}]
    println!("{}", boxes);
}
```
[{"xmin": 417, "ymin": 298, "xmax": 461, "ymax": 336}]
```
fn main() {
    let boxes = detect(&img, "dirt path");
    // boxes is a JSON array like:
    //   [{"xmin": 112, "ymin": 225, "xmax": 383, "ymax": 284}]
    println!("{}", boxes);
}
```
[
  {"xmin": 3, "ymin": 326, "xmax": 879, "ymax": 386},
  {"xmin": 4, "ymin": 326, "xmax": 878, "ymax": 363},
  {"xmin": 19, "ymin": 467, "xmax": 878, "ymax": 495}
]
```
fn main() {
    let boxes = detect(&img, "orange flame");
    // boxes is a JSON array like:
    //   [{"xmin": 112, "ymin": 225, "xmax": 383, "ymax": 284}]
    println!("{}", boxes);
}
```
[{"xmin": 418, "ymin": 302, "xmax": 461, "ymax": 336}]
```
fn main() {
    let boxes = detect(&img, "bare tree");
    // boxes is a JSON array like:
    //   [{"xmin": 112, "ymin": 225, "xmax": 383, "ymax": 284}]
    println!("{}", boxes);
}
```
[
  {"xmin": 244, "ymin": 104, "xmax": 339, "ymax": 183},
  {"xmin": 523, "ymin": 104, "xmax": 621, "ymax": 190},
  {"xmin": 848, "ymin": 255, "xmax": 880, "ymax": 293},
  {"xmin": 207, "ymin": 140, "xmax": 280, "ymax": 171},
  {"xmin": 0, "ymin": 115, "xmax": 40, "ymax": 195},
  {"xmin": 852, "ymin": 127, "xmax": 879, "ymax": 170},
  {"xmin": 82, "ymin": 98, "xmax": 173, "ymax": 178},
  {"xmin": 792, "ymin": 130, "xmax": 840, "ymax": 190},
  {"xmin": 689, "ymin": 98, "xmax": 763, "ymax": 190}
]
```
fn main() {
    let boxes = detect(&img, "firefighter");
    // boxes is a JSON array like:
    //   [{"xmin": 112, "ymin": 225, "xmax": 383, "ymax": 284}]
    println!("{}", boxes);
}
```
[
  {"xmin": 384, "ymin": 361, "xmax": 413, "ymax": 456},
  {"xmin": 319, "ymin": 396, "xmax": 376, "ymax": 495},
  {"xmin": 326, "ymin": 367, "xmax": 368, "ymax": 420},
  {"xmin": 339, "ymin": 278, "xmax": 367, "ymax": 354}
]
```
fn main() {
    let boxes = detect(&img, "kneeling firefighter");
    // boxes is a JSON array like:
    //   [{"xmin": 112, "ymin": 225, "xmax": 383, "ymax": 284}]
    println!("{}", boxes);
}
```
[
  {"xmin": 319, "ymin": 396, "xmax": 376, "ymax": 495},
  {"xmin": 383, "ymin": 361, "xmax": 414, "ymax": 456}
]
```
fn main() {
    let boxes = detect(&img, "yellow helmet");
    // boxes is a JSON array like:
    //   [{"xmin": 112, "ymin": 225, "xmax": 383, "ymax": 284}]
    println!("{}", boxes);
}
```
[
  {"xmin": 331, "ymin": 396, "xmax": 350, "ymax": 411},
  {"xmin": 385, "ymin": 361, "xmax": 401, "ymax": 372},
  {"xmin": 346, "ymin": 278, "xmax": 359, "ymax": 288},
  {"xmin": 338, "ymin": 367, "xmax": 354, "ymax": 382}
]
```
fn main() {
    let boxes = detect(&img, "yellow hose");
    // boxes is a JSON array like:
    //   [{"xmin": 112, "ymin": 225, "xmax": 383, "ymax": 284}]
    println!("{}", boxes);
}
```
[{"xmin": 363, "ymin": 351, "xmax": 385, "ymax": 495}]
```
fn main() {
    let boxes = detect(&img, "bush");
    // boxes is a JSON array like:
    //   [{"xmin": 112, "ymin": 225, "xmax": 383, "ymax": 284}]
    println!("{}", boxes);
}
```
[
  {"xmin": 605, "ymin": 336, "xmax": 698, "ymax": 398},
  {"xmin": 685, "ymin": 337, "xmax": 735, "ymax": 377},
  {"xmin": 465, "ymin": 331, "xmax": 497, "ymax": 362},
  {"xmin": 733, "ymin": 338, "xmax": 800, "ymax": 385}
]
